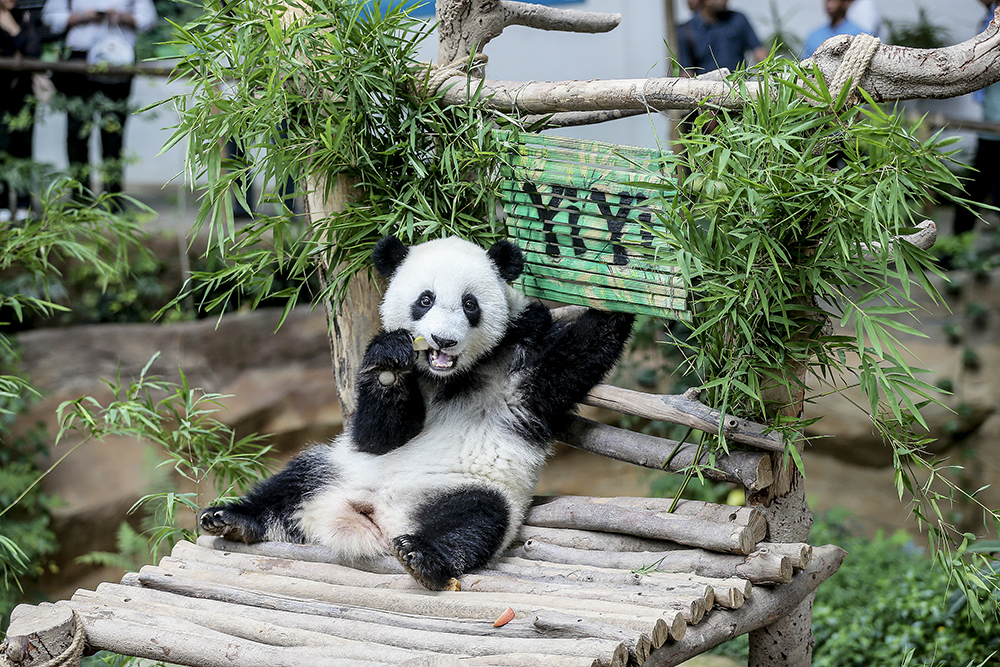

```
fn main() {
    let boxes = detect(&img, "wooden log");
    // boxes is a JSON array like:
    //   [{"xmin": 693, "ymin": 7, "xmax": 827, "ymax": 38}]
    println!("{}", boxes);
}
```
[
  {"xmin": 136, "ymin": 566, "xmax": 681, "ymax": 648},
  {"xmin": 645, "ymin": 545, "xmax": 847, "ymax": 667},
  {"xmin": 516, "ymin": 525, "xmax": 682, "ymax": 553},
  {"xmin": 2, "ymin": 604, "xmax": 84, "ymax": 667},
  {"xmin": 55, "ymin": 606, "xmax": 401, "ymax": 667},
  {"xmin": 532, "ymin": 611, "xmax": 654, "ymax": 663},
  {"xmin": 489, "ymin": 557, "xmax": 747, "ymax": 611},
  {"xmin": 524, "ymin": 499, "xmax": 759, "ymax": 555},
  {"xmin": 538, "ymin": 496, "xmax": 768, "ymax": 542},
  {"xmin": 69, "ymin": 589, "xmax": 626, "ymax": 665},
  {"xmin": 530, "ymin": 496, "xmax": 767, "ymax": 537},
  {"xmin": 172, "ymin": 541, "xmax": 421, "ymax": 589},
  {"xmin": 757, "ymin": 543, "xmax": 812, "ymax": 571},
  {"xmin": 170, "ymin": 541, "xmax": 709, "ymax": 617},
  {"xmin": 195, "ymin": 535, "xmax": 406, "ymax": 574},
  {"xmin": 460, "ymin": 655, "xmax": 597, "ymax": 667},
  {"xmin": 510, "ymin": 540, "xmax": 791, "ymax": 585},
  {"xmin": 584, "ymin": 385, "xmax": 786, "ymax": 453},
  {"xmin": 88, "ymin": 582, "xmax": 543, "ymax": 641},
  {"xmin": 559, "ymin": 416, "xmax": 773, "ymax": 492}
]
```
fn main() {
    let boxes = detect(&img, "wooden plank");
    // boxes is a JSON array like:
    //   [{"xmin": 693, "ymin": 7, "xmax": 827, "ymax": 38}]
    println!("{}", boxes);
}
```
[
  {"xmin": 518, "ymin": 272, "xmax": 689, "ymax": 315},
  {"xmin": 518, "ymin": 242, "xmax": 683, "ymax": 289},
  {"xmin": 495, "ymin": 130, "xmax": 667, "ymax": 171},
  {"xmin": 502, "ymin": 162, "xmax": 670, "ymax": 192},
  {"xmin": 501, "ymin": 185, "xmax": 669, "ymax": 225}
]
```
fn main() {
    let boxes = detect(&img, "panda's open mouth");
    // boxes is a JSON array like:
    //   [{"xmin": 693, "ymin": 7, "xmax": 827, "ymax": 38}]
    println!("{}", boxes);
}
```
[{"xmin": 428, "ymin": 348, "xmax": 456, "ymax": 371}]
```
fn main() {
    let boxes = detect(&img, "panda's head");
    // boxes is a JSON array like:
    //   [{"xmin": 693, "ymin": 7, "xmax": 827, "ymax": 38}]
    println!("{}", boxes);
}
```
[{"xmin": 373, "ymin": 236, "xmax": 525, "ymax": 378}]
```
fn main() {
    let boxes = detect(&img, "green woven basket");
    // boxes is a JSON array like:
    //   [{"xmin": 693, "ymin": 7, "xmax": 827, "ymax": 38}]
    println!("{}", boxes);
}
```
[{"xmin": 496, "ymin": 130, "xmax": 690, "ymax": 322}]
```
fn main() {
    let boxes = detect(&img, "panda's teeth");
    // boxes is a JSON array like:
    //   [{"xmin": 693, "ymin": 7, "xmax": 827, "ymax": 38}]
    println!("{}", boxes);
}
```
[{"xmin": 429, "ymin": 349, "xmax": 455, "ymax": 369}]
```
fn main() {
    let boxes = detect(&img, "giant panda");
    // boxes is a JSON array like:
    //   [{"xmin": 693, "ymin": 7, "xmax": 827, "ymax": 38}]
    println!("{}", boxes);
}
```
[{"xmin": 199, "ymin": 235, "xmax": 634, "ymax": 589}]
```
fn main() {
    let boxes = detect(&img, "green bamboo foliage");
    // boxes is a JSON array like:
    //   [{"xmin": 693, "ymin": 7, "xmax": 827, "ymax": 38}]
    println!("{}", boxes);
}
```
[
  {"xmin": 158, "ymin": 0, "xmax": 510, "ymax": 312},
  {"xmin": 645, "ymin": 57, "xmax": 998, "ymax": 620}
]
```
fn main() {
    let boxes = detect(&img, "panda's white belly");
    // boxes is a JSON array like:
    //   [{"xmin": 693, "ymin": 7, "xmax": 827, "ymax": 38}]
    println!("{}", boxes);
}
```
[{"xmin": 295, "ymin": 398, "xmax": 547, "ymax": 561}]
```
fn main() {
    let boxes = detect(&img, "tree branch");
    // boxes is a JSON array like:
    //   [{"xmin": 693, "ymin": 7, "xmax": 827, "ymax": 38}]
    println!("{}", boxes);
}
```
[{"xmin": 438, "ymin": 8, "xmax": 1000, "ymax": 113}]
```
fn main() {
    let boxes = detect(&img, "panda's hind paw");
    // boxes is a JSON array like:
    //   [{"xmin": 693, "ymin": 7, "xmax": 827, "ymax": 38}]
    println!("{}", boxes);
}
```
[
  {"xmin": 198, "ymin": 506, "xmax": 260, "ymax": 543},
  {"xmin": 392, "ymin": 534, "xmax": 456, "ymax": 591}
]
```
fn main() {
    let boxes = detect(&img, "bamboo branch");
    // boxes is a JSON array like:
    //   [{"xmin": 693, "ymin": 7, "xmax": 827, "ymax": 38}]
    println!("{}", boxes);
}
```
[
  {"xmin": 509, "ymin": 540, "xmax": 791, "ymax": 585},
  {"xmin": 584, "ymin": 385, "xmax": 787, "ymax": 453},
  {"xmin": 524, "ymin": 498, "xmax": 760, "ymax": 554},
  {"xmin": 645, "ymin": 545, "xmax": 847, "ymax": 667},
  {"xmin": 558, "ymin": 415, "xmax": 774, "ymax": 492}
]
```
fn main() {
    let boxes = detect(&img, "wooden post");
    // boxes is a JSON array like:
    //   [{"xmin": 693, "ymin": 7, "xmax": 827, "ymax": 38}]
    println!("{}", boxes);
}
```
[
  {"xmin": 1, "ymin": 605, "xmax": 85, "ymax": 667},
  {"xmin": 302, "ymin": 175, "xmax": 381, "ymax": 420}
]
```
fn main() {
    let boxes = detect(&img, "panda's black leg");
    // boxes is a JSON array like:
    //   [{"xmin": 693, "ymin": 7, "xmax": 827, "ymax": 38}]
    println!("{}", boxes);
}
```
[
  {"xmin": 353, "ymin": 329, "xmax": 426, "ymax": 455},
  {"xmin": 199, "ymin": 448, "xmax": 337, "ymax": 544},
  {"xmin": 392, "ymin": 487, "xmax": 510, "ymax": 590}
]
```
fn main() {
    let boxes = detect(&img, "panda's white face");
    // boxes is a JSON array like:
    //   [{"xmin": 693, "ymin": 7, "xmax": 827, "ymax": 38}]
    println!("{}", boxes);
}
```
[{"xmin": 379, "ymin": 237, "xmax": 516, "ymax": 377}]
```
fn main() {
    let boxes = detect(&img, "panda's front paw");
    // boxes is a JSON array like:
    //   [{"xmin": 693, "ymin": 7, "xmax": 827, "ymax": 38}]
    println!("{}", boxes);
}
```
[
  {"xmin": 198, "ymin": 506, "xmax": 262, "ymax": 544},
  {"xmin": 393, "ymin": 534, "xmax": 459, "ymax": 591},
  {"xmin": 364, "ymin": 330, "xmax": 418, "ymax": 381}
]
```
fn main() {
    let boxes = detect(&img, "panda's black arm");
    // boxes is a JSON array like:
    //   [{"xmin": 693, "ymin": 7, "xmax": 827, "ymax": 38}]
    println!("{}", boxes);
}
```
[
  {"xmin": 515, "ymin": 309, "xmax": 634, "ymax": 442},
  {"xmin": 352, "ymin": 329, "xmax": 426, "ymax": 455}
]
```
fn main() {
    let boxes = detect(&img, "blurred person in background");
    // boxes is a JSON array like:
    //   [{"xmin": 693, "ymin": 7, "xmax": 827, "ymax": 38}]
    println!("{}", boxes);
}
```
[
  {"xmin": 953, "ymin": 0, "xmax": 1000, "ymax": 235},
  {"xmin": 803, "ymin": 0, "xmax": 866, "ymax": 57},
  {"xmin": 0, "ymin": 0, "xmax": 41, "ymax": 222},
  {"xmin": 42, "ymin": 0, "xmax": 156, "ymax": 204},
  {"xmin": 677, "ymin": 0, "xmax": 767, "ymax": 75}
]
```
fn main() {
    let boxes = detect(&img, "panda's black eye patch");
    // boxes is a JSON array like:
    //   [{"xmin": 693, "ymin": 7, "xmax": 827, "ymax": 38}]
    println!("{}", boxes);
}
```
[
  {"xmin": 412, "ymin": 291, "xmax": 435, "ymax": 320},
  {"xmin": 462, "ymin": 294, "xmax": 481, "ymax": 327}
]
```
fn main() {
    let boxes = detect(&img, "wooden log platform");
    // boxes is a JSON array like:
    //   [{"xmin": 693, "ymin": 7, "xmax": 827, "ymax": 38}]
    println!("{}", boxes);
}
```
[{"xmin": 1, "ymin": 496, "xmax": 844, "ymax": 667}]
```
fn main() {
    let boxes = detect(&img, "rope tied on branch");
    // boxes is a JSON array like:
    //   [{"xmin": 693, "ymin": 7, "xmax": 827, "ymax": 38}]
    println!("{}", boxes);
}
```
[
  {"xmin": 828, "ymin": 33, "xmax": 880, "ymax": 105},
  {"xmin": 414, "ymin": 52, "xmax": 489, "ymax": 97}
]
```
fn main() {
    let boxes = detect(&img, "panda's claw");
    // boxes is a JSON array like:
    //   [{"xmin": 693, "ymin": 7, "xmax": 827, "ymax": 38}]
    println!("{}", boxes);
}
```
[
  {"xmin": 198, "ymin": 506, "xmax": 256, "ymax": 543},
  {"xmin": 392, "ymin": 534, "xmax": 454, "ymax": 590}
]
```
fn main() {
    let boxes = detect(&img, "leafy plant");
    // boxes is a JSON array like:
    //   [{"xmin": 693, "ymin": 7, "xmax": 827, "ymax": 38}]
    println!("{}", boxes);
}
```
[
  {"xmin": 1, "ymin": 178, "xmax": 146, "ymax": 632},
  {"xmin": 644, "ymin": 55, "xmax": 1000, "ymax": 619},
  {"xmin": 155, "ymin": 0, "xmax": 511, "ymax": 316}
]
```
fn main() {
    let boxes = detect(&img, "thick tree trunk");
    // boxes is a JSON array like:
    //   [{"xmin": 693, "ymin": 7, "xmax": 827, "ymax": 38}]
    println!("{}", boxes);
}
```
[{"xmin": 302, "ymin": 175, "xmax": 381, "ymax": 420}]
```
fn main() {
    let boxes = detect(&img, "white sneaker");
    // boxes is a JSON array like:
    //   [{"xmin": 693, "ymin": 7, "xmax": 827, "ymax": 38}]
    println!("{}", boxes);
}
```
[
  {"xmin": 0, "ymin": 209, "xmax": 10, "ymax": 224},
  {"xmin": 14, "ymin": 209, "xmax": 29, "ymax": 222}
]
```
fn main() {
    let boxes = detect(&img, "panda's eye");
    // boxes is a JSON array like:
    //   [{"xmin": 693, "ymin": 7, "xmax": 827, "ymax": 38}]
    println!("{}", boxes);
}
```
[
  {"xmin": 463, "ymin": 295, "xmax": 479, "ymax": 313},
  {"xmin": 419, "ymin": 294, "xmax": 434, "ymax": 308}
]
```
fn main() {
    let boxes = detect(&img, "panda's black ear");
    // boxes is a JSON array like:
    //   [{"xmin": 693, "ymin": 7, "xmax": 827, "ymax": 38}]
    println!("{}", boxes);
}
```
[
  {"xmin": 373, "ymin": 236, "xmax": 409, "ymax": 278},
  {"xmin": 487, "ymin": 239, "xmax": 524, "ymax": 282}
]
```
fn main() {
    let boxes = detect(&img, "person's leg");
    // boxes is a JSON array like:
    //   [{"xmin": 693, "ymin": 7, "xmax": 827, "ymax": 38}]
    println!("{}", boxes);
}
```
[{"xmin": 96, "ymin": 79, "xmax": 133, "ymax": 198}]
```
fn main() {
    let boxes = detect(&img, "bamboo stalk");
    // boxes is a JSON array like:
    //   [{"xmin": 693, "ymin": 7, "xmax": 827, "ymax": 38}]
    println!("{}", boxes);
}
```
[
  {"xmin": 510, "ymin": 540, "xmax": 790, "ymax": 585},
  {"xmin": 524, "ymin": 499, "xmax": 758, "ymax": 555},
  {"xmin": 558, "ymin": 416, "xmax": 774, "ymax": 492}
]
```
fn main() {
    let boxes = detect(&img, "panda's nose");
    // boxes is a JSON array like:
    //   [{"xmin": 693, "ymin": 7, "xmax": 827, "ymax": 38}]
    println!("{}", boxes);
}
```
[{"xmin": 432, "ymin": 335, "xmax": 457, "ymax": 350}]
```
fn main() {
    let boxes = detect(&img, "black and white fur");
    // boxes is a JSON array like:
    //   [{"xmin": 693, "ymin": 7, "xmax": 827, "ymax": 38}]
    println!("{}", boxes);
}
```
[{"xmin": 199, "ymin": 236, "xmax": 634, "ymax": 589}]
